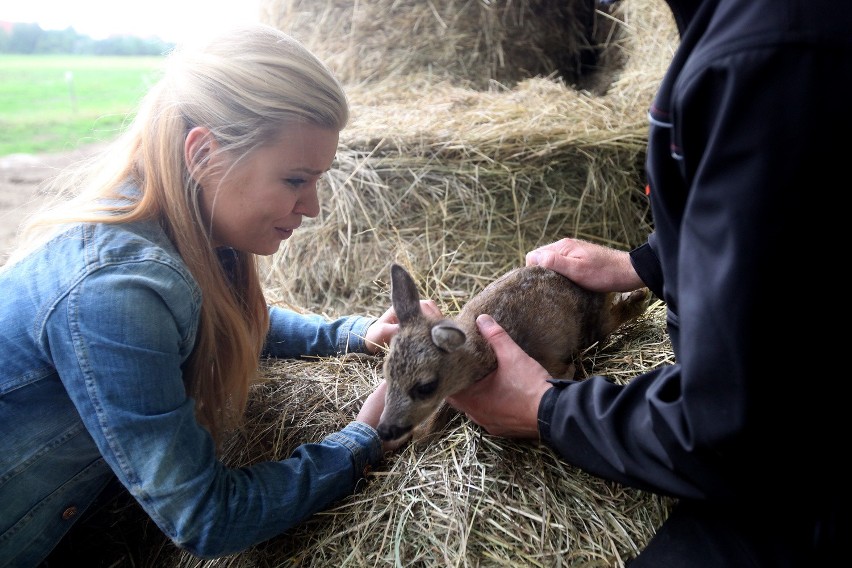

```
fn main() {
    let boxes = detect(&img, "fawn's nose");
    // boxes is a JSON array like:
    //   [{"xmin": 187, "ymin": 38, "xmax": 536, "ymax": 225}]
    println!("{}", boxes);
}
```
[{"xmin": 377, "ymin": 423, "xmax": 412, "ymax": 441}]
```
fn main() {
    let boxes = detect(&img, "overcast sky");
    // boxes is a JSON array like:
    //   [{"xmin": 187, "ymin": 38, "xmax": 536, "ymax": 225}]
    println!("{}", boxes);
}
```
[{"xmin": 1, "ymin": 0, "xmax": 261, "ymax": 43}]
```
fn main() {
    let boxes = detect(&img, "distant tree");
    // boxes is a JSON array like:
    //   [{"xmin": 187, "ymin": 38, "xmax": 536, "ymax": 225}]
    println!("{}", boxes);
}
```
[
  {"xmin": 0, "ymin": 22, "xmax": 173, "ymax": 55},
  {"xmin": 94, "ymin": 35, "xmax": 171, "ymax": 56},
  {"xmin": 6, "ymin": 23, "xmax": 42, "ymax": 54},
  {"xmin": 34, "ymin": 27, "xmax": 82, "ymax": 54}
]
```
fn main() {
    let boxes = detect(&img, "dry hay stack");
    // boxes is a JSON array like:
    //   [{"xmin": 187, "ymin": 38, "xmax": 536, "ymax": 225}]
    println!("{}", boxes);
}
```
[
  {"xmin": 104, "ymin": 1, "xmax": 683, "ymax": 566},
  {"xmin": 261, "ymin": 0, "xmax": 602, "ymax": 89},
  {"xmin": 70, "ymin": 303, "xmax": 677, "ymax": 567},
  {"xmin": 262, "ymin": 75, "xmax": 654, "ymax": 317},
  {"xmin": 163, "ymin": 303, "xmax": 677, "ymax": 567},
  {"xmin": 148, "ymin": 302, "xmax": 677, "ymax": 567},
  {"xmin": 260, "ymin": 0, "xmax": 677, "ymax": 316}
]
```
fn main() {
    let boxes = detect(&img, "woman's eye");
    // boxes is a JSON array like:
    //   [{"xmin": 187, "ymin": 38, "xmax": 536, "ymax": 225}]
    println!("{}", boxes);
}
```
[{"xmin": 284, "ymin": 178, "xmax": 307, "ymax": 187}]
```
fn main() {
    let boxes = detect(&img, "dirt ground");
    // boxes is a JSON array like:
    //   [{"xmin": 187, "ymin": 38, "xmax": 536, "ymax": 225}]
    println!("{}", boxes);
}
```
[{"xmin": 0, "ymin": 143, "xmax": 108, "ymax": 264}]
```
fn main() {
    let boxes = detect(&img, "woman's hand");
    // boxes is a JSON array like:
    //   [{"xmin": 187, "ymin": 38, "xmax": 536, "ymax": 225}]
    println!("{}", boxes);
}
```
[
  {"xmin": 357, "ymin": 380, "xmax": 408, "ymax": 452},
  {"xmin": 363, "ymin": 299, "xmax": 442, "ymax": 355},
  {"xmin": 526, "ymin": 238, "xmax": 644, "ymax": 292}
]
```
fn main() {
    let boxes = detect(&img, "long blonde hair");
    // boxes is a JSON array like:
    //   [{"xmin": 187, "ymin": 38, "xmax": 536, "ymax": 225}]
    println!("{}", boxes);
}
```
[{"xmin": 9, "ymin": 24, "xmax": 350, "ymax": 445}]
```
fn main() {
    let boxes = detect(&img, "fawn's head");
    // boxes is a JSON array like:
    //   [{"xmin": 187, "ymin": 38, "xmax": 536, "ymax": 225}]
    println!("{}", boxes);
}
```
[{"xmin": 377, "ymin": 264, "xmax": 469, "ymax": 442}]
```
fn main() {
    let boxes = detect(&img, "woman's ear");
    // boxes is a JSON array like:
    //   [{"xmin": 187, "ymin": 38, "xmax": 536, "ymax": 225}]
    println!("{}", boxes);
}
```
[{"xmin": 184, "ymin": 126, "xmax": 218, "ymax": 177}]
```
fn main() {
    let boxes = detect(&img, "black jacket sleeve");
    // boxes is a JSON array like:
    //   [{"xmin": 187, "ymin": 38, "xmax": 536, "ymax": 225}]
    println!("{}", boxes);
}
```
[{"xmin": 629, "ymin": 237, "xmax": 663, "ymax": 301}]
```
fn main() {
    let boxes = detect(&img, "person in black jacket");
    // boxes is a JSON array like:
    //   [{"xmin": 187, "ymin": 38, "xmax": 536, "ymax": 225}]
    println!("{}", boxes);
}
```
[{"xmin": 448, "ymin": 0, "xmax": 848, "ymax": 565}]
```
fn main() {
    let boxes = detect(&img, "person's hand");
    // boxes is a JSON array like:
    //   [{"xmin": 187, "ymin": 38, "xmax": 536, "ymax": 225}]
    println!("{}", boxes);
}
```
[
  {"xmin": 526, "ymin": 238, "xmax": 644, "ymax": 293},
  {"xmin": 447, "ymin": 315, "xmax": 553, "ymax": 439},
  {"xmin": 363, "ymin": 299, "xmax": 442, "ymax": 355},
  {"xmin": 357, "ymin": 380, "xmax": 408, "ymax": 452}
]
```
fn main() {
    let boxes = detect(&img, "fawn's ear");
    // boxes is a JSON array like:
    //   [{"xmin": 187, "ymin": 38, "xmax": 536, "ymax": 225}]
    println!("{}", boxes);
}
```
[
  {"xmin": 431, "ymin": 321, "xmax": 466, "ymax": 352},
  {"xmin": 390, "ymin": 264, "xmax": 423, "ymax": 325}
]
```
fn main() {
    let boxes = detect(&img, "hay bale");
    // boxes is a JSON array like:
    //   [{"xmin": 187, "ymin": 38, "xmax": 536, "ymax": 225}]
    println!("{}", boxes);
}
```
[
  {"xmin": 262, "ymin": 76, "xmax": 653, "ymax": 316},
  {"xmin": 161, "ymin": 302, "xmax": 675, "ymax": 567},
  {"xmin": 260, "ymin": 0, "xmax": 677, "ymax": 315},
  {"xmin": 267, "ymin": 79, "xmax": 650, "ymax": 313},
  {"xmin": 261, "ymin": 0, "xmax": 605, "ymax": 89}
]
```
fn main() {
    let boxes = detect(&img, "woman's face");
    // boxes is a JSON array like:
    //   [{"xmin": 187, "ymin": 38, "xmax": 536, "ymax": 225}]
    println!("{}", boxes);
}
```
[{"xmin": 191, "ymin": 123, "xmax": 339, "ymax": 255}]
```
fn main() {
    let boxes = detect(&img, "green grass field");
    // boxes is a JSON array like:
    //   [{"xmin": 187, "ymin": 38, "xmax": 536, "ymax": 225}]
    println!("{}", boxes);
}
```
[{"xmin": 0, "ymin": 55, "xmax": 165, "ymax": 156}]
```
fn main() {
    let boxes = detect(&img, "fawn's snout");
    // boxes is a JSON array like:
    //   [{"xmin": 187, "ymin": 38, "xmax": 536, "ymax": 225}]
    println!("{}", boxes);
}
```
[{"xmin": 376, "ymin": 422, "xmax": 412, "ymax": 442}]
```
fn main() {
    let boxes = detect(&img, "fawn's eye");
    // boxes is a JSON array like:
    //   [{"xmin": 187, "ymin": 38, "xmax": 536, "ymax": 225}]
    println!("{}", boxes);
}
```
[{"xmin": 409, "ymin": 379, "xmax": 439, "ymax": 399}]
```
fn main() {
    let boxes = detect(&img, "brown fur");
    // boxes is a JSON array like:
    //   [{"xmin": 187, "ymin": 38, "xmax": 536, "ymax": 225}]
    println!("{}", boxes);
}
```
[{"xmin": 377, "ymin": 264, "xmax": 649, "ymax": 442}]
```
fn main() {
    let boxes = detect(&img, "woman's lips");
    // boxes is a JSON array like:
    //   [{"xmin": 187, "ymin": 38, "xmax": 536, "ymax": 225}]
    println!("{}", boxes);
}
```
[{"xmin": 275, "ymin": 227, "xmax": 294, "ymax": 239}]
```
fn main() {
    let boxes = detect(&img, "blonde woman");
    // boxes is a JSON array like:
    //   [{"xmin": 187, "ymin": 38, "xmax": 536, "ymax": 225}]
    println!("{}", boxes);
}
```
[{"xmin": 0, "ymin": 24, "xmax": 432, "ymax": 565}]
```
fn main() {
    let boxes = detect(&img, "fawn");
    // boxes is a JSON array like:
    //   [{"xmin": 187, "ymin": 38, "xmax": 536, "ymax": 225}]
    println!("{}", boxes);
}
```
[{"xmin": 377, "ymin": 263, "xmax": 650, "ymax": 442}]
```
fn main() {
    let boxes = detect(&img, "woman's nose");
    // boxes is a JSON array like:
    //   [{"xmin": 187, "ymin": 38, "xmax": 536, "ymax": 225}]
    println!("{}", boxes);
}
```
[{"xmin": 295, "ymin": 184, "xmax": 321, "ymax": 218}]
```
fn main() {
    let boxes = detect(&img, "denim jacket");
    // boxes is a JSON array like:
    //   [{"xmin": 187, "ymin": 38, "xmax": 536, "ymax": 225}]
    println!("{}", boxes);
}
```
[{"xmin": 0, "ymin": 219, "xmax": 383, "ymax": 566}]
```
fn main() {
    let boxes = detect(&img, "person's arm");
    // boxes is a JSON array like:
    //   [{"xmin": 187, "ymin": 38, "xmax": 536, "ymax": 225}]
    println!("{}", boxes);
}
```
[
  {"xmin": 263, "ymin": 306, "xmax": 375, "ymax": 358},
  {"xmin": 50, "ymin": 262, "xmax": 384, "ymax": 558},
  {"xmin": 263, "ymin": 300, "xmax": 441, "ymax": 358},
  {"xmin": 449, "ymin": 316, "xmax": 732, "ymax": 499},
  {"xmin": 454, "ymin": 33, "xmax": 850, "ymax": 501}
]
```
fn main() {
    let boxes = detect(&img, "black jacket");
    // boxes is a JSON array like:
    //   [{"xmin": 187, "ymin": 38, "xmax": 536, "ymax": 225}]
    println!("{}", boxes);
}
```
[{"xmin": 539, "ymin": 0, "xmax": 850, "ymax": 504}]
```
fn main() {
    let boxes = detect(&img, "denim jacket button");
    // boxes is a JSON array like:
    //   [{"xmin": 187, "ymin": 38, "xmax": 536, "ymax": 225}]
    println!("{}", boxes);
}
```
[{"xmin": 61, "ymin": 506, "xmax": 78, "ymax": 520}]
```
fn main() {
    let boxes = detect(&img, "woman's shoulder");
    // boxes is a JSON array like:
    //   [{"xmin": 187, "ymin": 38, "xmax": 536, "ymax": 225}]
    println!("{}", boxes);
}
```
[
  {"xmin": 2, "ymin": 220, "xmax": 202, "ymax": 329},
  {"xmin": 18, "ymin": 220, "xmax": 198, "ymax": 295},
  {"xmin": 88, "ymin": 219, "xmax": 183, "ymax": 266}
]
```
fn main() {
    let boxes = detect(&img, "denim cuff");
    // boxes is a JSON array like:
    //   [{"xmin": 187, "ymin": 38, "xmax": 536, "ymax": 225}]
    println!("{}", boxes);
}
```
[
  {"xmin": 342, "ymin": 316, "xmax": 377, "ymax": 354},
  {"xmin": 325, "ymin": 421, "xmax": 384, "ymax": 479}
]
